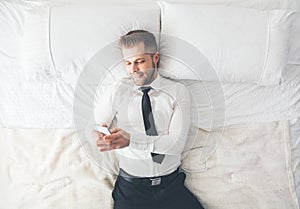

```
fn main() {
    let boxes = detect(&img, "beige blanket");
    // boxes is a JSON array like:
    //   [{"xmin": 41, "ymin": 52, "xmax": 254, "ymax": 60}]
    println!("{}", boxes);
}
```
[
  {"xmin": 182, "ymin": 121, "xmax": 299, "ymax": 209},
  {"xmin": 0, "ymin": 121, "xmax": 298, "ymax": 209},
  {"xmin": 0, "ymin": 129, "xmax": 115, "ymax": 209}
]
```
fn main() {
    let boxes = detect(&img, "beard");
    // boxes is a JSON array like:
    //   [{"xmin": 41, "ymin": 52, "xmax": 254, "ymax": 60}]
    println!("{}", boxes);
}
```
[{"xmin": 131, "ymin": 60, "xmax": 157, "ymax": 86}]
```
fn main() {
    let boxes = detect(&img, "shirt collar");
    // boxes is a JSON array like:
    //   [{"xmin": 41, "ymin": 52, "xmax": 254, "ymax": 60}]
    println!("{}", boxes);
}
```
[{"xmin": 133, "ymin": 73, "xmax": 162, "ymax": 92}]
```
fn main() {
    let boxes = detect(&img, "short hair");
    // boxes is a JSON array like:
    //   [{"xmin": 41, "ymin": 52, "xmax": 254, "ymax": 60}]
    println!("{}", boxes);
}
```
[{"xmin": 119, "ymin": 30, "xmax": 158, "ymax": 54}]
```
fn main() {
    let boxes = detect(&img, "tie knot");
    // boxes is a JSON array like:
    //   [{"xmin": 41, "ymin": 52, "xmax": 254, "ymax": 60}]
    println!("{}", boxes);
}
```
[{"xmin": 140, "ymin": 86, "xmax": 152, "ymax": 94}]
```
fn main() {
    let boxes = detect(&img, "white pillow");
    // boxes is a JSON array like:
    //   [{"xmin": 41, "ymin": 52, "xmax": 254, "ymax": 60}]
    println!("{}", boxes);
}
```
[
  {"xmin": 158, "ymin": 1, "xmax": 294, "ymax": 85},
  {"xmin": 288, "ymin": 12, "xmax": 300, "ymax": 64}
]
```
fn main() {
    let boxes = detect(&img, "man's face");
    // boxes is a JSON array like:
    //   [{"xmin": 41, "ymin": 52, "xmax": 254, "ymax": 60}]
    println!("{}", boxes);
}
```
[{"xmin": 122, "ymin": 42, "xmax": 159, "ymax": 86}]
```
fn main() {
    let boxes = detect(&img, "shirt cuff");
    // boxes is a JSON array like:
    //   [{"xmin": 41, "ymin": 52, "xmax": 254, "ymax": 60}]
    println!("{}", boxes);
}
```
[{"xmin": 129, "ymin": 132, "xmax": 154, "ymax": 152}]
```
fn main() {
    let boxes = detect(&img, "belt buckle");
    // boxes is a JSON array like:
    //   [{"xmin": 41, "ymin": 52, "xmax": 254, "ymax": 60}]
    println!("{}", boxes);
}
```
[{"xmin": 150, "ymin": 177, "xmax": 161, "ymax": 186}]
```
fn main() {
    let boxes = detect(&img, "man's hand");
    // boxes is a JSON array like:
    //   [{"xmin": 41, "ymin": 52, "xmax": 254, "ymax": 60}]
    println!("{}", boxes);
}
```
[
  {"xmin": 93, "ymin": 124, "xmax": 112, "ymax": 151},
  {"xmin": 94, "ymin": 124, "xmax": 130, "ymax": 152}
]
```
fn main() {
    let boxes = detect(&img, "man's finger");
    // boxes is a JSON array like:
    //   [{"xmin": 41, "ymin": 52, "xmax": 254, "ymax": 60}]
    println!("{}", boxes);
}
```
[
  {"xmin": 96, "ymin": 140, "xmax": 108, "ymax": 147},
  {"xmin": 110, "ymin": 128, "xmax": 120, "ymax": 134},
  {"xmin": 104, "ymin": 133, "xmax": 119, "ymax": 140},
  {"xmin": 107, "ymin": 138, "xmax": 121, "ymax": 146},
  {"xmin": 93, "ymin": 130, "xmax": 105, "ymax": 138}
]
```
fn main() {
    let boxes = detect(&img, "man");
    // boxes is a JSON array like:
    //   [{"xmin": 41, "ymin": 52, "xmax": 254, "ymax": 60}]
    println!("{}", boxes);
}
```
[{"xmin": 93, "ymin": 30, "xmax": 204, "ymax": 209}]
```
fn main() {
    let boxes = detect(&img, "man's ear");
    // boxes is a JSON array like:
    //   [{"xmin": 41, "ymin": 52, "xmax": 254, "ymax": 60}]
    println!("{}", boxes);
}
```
[{"xmin": 153, "ymin": 52, "xmax": 160, "ymax": 64}]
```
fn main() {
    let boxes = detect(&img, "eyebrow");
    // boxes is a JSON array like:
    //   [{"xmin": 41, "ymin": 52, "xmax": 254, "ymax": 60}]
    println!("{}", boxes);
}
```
[{"xmin": 125, "ymin": 57, "xmax": 147, "ymax": 62}]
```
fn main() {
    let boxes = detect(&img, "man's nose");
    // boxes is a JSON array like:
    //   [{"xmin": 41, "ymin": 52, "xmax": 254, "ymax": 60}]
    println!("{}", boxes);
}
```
[{"xmin": 130, "ymin": 64, "xmax": 139, "ymax": 73}]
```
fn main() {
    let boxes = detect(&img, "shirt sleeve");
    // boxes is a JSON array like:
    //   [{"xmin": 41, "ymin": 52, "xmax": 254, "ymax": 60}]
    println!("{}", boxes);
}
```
[
  {"xmin": 129, "ymin": 84, "xmax": 191, "ymax": 156},
  {"xmin": 86, "ymin": 83, "xmax": 119, "ymax": 135},
  {"xmin": 94, "ymin": 83, "xmax": 119, "ymax": 126}
]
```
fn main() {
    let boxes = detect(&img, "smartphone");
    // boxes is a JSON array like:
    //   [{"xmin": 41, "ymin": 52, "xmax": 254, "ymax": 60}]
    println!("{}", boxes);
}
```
[{"xmin": 95, "ymin": 126, "xmax": 111, "ymax": 135}]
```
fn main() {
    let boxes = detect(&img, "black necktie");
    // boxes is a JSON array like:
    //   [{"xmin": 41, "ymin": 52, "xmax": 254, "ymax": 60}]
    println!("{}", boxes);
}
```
[{"xmin": 141, "ymin": 87, "xmax": 165, "ymax": 164}]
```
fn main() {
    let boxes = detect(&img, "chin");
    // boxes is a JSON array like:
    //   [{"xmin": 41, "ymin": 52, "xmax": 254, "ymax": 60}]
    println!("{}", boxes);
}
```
[
  {"xmin": 133, "ymin": 78, "xmax": 145, "ymax": 86},
  {"xmin": 135, "ymin": 82, "xmax": 144, "ymax": 86}
]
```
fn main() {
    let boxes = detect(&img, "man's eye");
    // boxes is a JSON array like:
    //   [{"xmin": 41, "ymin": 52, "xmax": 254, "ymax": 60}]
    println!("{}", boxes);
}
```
[
  {"xmin": 125, "ymin": 62, "xmax": 131, "ymax": 65},
  {"xmin": 136, "ymin": 60, "xmax": 145, "ymax": 64}
]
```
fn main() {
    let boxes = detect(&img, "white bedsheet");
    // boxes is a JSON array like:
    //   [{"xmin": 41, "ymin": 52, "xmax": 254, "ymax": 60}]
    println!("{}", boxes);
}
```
[{"xmin": 182, "ymin": 64, "xmax": 300, "ymax": 130}]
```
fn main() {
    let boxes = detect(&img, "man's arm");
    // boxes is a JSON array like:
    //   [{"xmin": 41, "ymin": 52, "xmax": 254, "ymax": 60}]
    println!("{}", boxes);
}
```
[
  {"xmin": 88, "ymin": 84, "xmax": 118, "ymax": 151},
  {"xmin": 100, "ymin": 84, "xmax": 191, "ymax": 156}
]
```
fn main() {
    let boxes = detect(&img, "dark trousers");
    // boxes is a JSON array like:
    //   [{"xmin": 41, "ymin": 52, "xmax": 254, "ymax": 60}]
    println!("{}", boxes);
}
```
[{"xmin": 112, "ymin": 172, "xmax": 205, "ymax": 209}]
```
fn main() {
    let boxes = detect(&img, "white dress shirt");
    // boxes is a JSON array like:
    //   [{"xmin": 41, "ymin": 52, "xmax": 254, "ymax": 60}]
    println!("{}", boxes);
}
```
[{"xmin": 94, "ymin": 74, "xmax": 191, "ymax": 177}]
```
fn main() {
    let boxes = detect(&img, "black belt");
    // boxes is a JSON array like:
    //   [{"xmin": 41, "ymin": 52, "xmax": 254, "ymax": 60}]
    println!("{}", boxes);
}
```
[{"xmin": 119, "ymin": 168, "xmax": 180, "ymax": 187}]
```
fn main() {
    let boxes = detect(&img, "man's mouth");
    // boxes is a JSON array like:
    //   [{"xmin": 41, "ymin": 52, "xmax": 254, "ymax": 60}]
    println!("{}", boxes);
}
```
[{"xmin": 132, "ymin": 72, "xmax": 144, "ymax": 79}]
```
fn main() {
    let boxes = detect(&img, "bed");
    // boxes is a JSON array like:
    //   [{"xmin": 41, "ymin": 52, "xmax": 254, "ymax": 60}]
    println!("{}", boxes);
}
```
[{"xmin": 0, "ymin": 0, "xmax": 299, "ymax": 208}]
